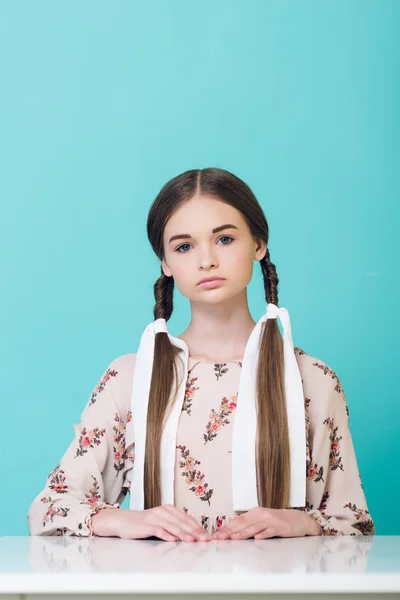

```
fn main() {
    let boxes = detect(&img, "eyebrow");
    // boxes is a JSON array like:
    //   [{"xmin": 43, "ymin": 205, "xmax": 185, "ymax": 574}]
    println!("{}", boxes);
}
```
[{"xmin": 168, "ymin": 224, "xmax": 239, "ymax": 244}]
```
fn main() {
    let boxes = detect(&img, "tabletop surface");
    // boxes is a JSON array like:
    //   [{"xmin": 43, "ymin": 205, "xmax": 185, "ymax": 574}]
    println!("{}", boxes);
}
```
[{"xmin": 0, "ymin": 535, "xmax": 400, "ymax": 594}]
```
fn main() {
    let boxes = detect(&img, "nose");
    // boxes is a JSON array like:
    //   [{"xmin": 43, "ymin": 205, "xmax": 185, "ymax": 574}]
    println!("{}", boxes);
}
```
[{"xmin": 198, "ymin": 245, "xmax": 219, "ymax": 271}]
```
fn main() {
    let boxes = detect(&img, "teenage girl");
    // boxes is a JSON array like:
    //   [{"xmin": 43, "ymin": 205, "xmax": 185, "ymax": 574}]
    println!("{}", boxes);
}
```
[{"xmin": 28, "ymin": 168, "xmax": 374, "ymax": 541}]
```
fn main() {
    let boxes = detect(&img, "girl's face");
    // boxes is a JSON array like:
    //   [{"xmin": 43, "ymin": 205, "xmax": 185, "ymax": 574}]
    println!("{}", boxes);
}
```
[{"xmin": 161, "ymin": 194, "xmax": 266, "ymax": 304}]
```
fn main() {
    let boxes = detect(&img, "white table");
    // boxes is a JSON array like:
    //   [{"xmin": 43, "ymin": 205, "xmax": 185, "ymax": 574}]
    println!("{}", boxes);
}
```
[{"xmin": 0, "ymin": 535, "xmax": 399, "ymax": 599}]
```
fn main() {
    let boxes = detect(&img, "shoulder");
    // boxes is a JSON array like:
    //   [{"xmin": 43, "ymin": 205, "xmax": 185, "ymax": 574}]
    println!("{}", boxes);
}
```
[
  {"xmin": 106, "ymin": 352, "xmax": 137, "ymax": 378},
  {"xmin": 85, "ymin": 353, "xmax": 137, "ymax": 416},
  {"xmin": 294, "ymin": 346, "xmax": 347, "ymax": 418},
  {"xmin": 294, "ymin": 347, "xmax": 342, "ymax": 391},
  {"xmin": 103, "ymin": 352, "xmax": 137, "ymax": 396}
]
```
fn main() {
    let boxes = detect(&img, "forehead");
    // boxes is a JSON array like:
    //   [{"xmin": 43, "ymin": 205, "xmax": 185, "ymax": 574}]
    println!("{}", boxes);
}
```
[{"xmin": 163, "ymin": 194, "xmax": 244, "ymax": 236}]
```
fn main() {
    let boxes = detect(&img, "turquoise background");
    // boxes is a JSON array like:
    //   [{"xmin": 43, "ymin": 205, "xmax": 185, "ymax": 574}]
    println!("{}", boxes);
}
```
[{"xmin": 0, "ymin": 0, "xmax": 398, "ymax": 536}]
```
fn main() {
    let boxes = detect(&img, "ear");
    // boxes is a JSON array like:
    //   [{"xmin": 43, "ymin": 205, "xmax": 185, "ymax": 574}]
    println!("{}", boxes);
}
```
[
  {"xmin": 161, "ymin": 257, "xmax": 172, "ymax": 278},
  {"xmin": 254, "ymin": 239, "xmax": 267, "ymax": 262}
]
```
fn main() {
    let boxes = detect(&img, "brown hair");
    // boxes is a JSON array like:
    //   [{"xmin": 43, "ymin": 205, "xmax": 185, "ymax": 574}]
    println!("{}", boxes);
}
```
[{"xmin": 145, "ymin": 167, "xmax": 290, "ymax": 509}]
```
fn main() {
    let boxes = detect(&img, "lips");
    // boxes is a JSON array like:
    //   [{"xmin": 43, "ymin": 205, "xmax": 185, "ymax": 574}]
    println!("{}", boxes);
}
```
[{"xmin": 197, "ymin": 277, "xmax": 225, "ymax": 285}]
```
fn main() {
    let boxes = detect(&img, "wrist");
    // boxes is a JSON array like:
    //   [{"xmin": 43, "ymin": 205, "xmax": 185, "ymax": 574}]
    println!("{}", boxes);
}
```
[
  {"xmin": 91, "ymin": 507, "xmax": 124, "ymax": 537},
  {"xmin": 303, "ymin": 512, "xmax": 322, "ymax": 536}
]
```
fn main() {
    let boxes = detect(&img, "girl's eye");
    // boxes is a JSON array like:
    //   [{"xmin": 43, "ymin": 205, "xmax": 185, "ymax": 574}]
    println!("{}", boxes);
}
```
[{"xmin": 175, "ymin": 236, "xmax": 234, "ymax": 253}]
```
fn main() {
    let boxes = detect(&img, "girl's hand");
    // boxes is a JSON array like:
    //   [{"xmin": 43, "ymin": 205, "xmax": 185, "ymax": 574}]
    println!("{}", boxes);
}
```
[
  {"xmin": 213, "ymin": 507, "xmax": 322, "ymax": 540},
  {"xmin": 98, "ymin": 504, "xmax": 212, "ymax": 542}
]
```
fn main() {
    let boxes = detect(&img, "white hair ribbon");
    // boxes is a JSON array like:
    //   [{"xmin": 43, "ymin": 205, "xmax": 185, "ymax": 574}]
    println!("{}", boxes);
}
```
[{"xmin": 129, "ymin": 304, "xmax": 306, "ymax": 511}]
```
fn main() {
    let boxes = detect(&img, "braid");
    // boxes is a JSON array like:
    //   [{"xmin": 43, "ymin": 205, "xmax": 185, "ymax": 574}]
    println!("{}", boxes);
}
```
[
  {"xmin": 146, "ymin": 266, "xmax": 180, "ymax": 509},
  {"xmin": 260, "ymin": 248, "xmax": 279, "ymax": 305},
  {"xmin": 153, "ymin": 265, "xmax": 175, "ymax": 320}
]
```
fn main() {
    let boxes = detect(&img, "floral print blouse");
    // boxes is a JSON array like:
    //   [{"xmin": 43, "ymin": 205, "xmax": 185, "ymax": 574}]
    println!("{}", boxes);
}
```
[{"xmin": 28, "ymin": 348, "xmax": 375, "ymax": 538}]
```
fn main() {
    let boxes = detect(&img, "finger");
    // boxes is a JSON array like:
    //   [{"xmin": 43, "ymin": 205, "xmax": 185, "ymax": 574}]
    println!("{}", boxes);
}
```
[
  {"xmin": 152, "ymin": 526, "xmax": 178, "ymax": 542},
  {"xmin": 158, "ymin": 514, "xmax": 209, "ymax": 542},
  {"xmin": 164, "ymin": 505, "xmax": 207, "ymax": 531},
  {"xmin": 162, "ymin": 506, "xmax": 211, "ymax": 540},
  {"xmin": 229, "ymin": 521, "xmax": 267, "ymax": 540},
  {"xmin": 165, "ymin": 524, "xmax": 197, "ymax": 541},
  {"xmin": 254, "ymin": 527, "xmax": 276, "ymax": 540},
  {"xmin": 152, "ymin": 518, "xmax": 197, "ymax": 542},
  {"xmin": 214, "ymin": 515, "xmax": 249, "ymax": 538}
]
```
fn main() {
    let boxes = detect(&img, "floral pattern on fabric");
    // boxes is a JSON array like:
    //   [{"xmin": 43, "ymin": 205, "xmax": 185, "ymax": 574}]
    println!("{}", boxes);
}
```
[
  {"xmin": 312, "ymin": 362, "xmax": 343, "ymax": 394},
  {"xmin": 304, "ymin": 398, "xmax": 311, "ymax": 467},
  {"xmin": 81, "ymin": 475, "xmax": 101, "ymax": 508},
  {"xmin": 177, "ymin": 444, "xmax": 213, "ymax": 505},
  {"xmin": 113, "ymin": 413, "xmax": 126, "ymax": 474},
  {"xmin": 75, "ymin": 426, "xmax": 106, "ymax": 458},
  {"xmin": 48, "ymin": 465, "xmax": 68, "ymax": 494},
  {"xmin": 203, "ymin": 394, "xmax": 237, "ymax": 444},
  {"xmin": 308, "ymin": 463, "xmax": 325, "ymax": 483},
  {"xmin": 213, "ymin": 364, "xmax": 229, "ymax": 381},
  {"xmin": 28, "ymin": 351, "xmax": 375, "ymax": 538},
  {"xmin": 89, "ymin": 368, "xmax": 118, "ymax": 406},
  {"xmin": 343, "ymin": 502, "xmax": 374, "ymax": 534},
  {"xmin": 182, "ymin": 373, "xmax": 200, "ymax": 416},
  {"xmin": 182, "ymin": 506, "xmax": 228, "ymax": 534},
  {"xmin": 40, "ymin": 497, "xmax": 70, "ymax": 527},
  {"xmin": 324, "ymin": 417, "xmax": 344, "ymax": 472}
]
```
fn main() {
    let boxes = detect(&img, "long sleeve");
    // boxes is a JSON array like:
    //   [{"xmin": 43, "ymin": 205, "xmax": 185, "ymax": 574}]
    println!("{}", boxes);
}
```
[
  {"xmin": 28, "ymin": 354, "xmax": 136, "ymax": 537},
  {"xmin": 296, "ymin": 352, "xmax": 375, "ymax": 536}
]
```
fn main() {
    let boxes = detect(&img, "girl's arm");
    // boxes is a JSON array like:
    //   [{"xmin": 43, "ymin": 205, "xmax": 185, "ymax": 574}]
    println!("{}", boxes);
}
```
[
  {"xmin": 28, "ymin": 355, "xmax": 135, "ymax": 537},
  {"xmin": 297, "ymin": 356, "xmax": 375, "ymax": 536}
]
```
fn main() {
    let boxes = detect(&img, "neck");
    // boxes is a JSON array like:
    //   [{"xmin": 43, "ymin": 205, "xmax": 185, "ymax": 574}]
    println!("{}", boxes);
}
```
[{"xmin": 178, "ymin": 289, "xmax": 257, "ymax": 363}]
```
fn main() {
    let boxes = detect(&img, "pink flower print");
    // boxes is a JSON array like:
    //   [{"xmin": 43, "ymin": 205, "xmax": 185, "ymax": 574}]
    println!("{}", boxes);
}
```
[
  {"xmin": 113, "ymin": 413, "xmax": 126, "ymax": 474},
  {"xmin": 41, "ymin": 498, "xmax": 70, "ymax": 527},
  {"xmin": 75, "ymin": 426, "xmax": 106, "ymax": 457},
  {"xmin": 343, "ymin": 502, "xmax": 374, "ymax": 534},
  {"xmin": 307, "ymin": 462, "xmax": 324, "ymax": 483},
  {"xmin": 49, "ymin": 467, "xmax": 68, "ymax": 494},
  {"xmin": 203, "ymin": 394, "xmax": 237, "ymax": 444},
  {"xmin": 182, "ymin": 375, "xmax": 199, "ymax": 416},
  {"xmin": 89, "ymin": 368, "xmax": 118, "ymax": 406},
  {"xmin": 324, "ymin": 527, "xmax": 344, "ymax": 536},
  {"xmin": 80, "ymin": 475, "xmax": 101, "ymax": 509},
  {"xmin": 176, "ymin": 445, "xmax": 213, "ymax": 505},
  {"xmin": 323, "ymin": 417, "xmax": 344, "ymax": 472},
  {"xmin": 211, "ymin": 515, "xmax": 227, "ymax": 535}
]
